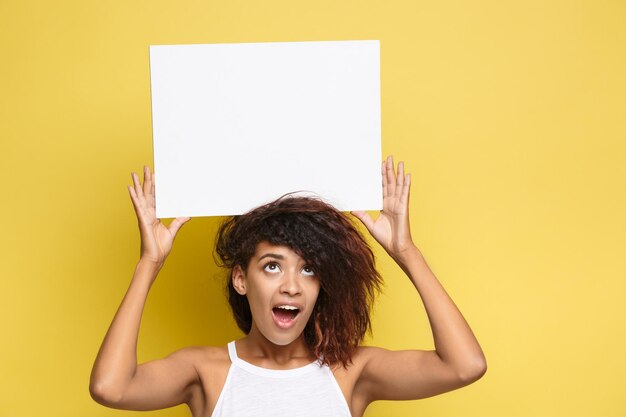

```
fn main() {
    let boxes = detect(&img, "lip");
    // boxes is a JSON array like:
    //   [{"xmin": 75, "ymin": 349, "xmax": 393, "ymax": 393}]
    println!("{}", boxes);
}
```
[
  {"xmin": 272, "ymin": 301, "xmax": 303, "ymax": 310},
  {"xmin": 271, "ymin": 305, "xmax": 302, "ymax": 330}
]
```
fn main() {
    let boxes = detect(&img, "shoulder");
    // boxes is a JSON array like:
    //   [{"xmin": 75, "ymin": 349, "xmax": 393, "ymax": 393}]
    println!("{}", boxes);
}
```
[
  {"xmin": 176, "ymin": 344, "xmax": 230, "ymax": 377},
  {"xmin": 174, "ymin": 344, "xmax": 232, "ymax": 416},
  {"xmin": 339, "ymin": 345, "xmax": 385, "ymax": 373},
  {"xmin": 163, "ymin": 345, "xmax": 226, "ymax": 370},
  {"xmin": 353, "ymin": 345, "xmax": 384, "ymax": 361},
  {"xmin": 177, "ymin": 344, "xmax": 229, "ymax": 361},
  {"xmin": 329, "ymin": 346, "xmax": 381, "ymax": 391},
  {"xmin": 330, "ymin": 345, "xmax": 380, "ymax": 377}
]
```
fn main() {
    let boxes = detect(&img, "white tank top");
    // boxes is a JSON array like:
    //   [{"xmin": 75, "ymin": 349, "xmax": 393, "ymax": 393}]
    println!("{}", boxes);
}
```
[{"xmin": 210, "ymin": 341, "xmax": 352, "ymax": 417}]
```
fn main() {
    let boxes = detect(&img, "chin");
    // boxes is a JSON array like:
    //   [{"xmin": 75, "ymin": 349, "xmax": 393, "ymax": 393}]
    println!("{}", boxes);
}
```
[
  {"xmin": 261, "ymin": 326, "xmax": 307, "ymax": 346},
  {"xmin": 256, "ymin": 314, "xmax": 312, "ymax": 346}
]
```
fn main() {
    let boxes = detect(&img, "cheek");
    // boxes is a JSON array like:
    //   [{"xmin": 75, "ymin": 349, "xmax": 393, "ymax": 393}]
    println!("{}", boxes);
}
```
[
  {"xmin": 245, "ymin": 282, "xmax": 274, "ymax": 310},
  {"xmin": 306, "ymin": 281, "xmax": 322, "ymax": 304}
]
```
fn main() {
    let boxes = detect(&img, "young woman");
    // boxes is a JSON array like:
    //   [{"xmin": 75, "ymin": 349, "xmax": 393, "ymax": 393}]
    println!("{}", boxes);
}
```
[{"xmin": 90, "ymin": 156, "xmax": 486, "ymax": 417}]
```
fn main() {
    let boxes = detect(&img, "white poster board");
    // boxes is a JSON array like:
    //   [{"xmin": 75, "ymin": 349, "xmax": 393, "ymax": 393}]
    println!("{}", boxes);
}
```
[{"xmin": 149, "ymin": 40, "xmax": 381, "ymax": 218}]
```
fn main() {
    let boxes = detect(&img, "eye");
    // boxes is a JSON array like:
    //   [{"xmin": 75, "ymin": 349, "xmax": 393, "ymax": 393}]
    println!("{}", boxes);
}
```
[
  {"xmin": 302, "ymin": 265, "xmax": 315, "ymax": 276},
  {"xmin": 263, "ymin": 262, "xmax": 281, "ymax": 273}
]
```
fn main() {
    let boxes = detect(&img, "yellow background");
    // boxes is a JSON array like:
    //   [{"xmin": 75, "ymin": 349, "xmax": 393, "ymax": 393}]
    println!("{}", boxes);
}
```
[{"xmin": 1, "ymin": 1, "xmax": 625, "ymax": 416}]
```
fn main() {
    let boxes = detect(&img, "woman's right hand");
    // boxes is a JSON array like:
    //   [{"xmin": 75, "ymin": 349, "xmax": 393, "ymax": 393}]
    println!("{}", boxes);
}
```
[{"xmin": 128, "ymin": 166, "xmax": 190, "ymax": 268}]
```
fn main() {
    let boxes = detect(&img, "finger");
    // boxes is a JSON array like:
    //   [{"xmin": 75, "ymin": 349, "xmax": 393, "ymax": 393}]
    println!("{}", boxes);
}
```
[
  {"xmin": 400, "ymin": 173, "xmax": 411, "ymax": 206},
  {"xmin": 351, "ymin": 210, "xmax": 375, "ymax": 232},
  {"xmin": 128, "ymin": 185, "xmax": 142, "ymax": 217},
  {"xmin": 132, "ymin": 172, "xmax": 144, "ymax": 199},
  {"xmin": 128, "ymin": 185, "xmax": 137, "ymax": 204},
  {"xmin": 381, "ymin": 160, "xmax": 388, "ymax": 198},
  {"xmin": 385, "ymin": 155, "xmax": 396, "ymax": 196},
  {"xmin": 143, "ymin": 167, "xmax": 154, "ymax": 209},
  {"xmin": 151, "ymin": 171, "xmax": 156, "ymax": 207},
  {"xmin": 168, "ymin": 216, "xmax": 191, "ymax": 237},
  {"xmin": 143, "ymin": 166, "xmax": 152, "ymax": 201},
  {"xmin": 396, "ymin": 161, "xmax": 405, "ymax": 195}
]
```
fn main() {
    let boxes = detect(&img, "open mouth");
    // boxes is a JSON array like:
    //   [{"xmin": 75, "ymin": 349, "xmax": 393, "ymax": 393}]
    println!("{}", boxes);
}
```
[{"xmin": 271, "ymin": 305, "xmax": 301, "ymax": 328}]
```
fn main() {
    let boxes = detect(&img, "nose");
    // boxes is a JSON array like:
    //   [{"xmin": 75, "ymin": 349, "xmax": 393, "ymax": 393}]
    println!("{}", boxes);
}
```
[{"xmin": 279, "ymin": 270, "xmax": 302, "ymax": 296}]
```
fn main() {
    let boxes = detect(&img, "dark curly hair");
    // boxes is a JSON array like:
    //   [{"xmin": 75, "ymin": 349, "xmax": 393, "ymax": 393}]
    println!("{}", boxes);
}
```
[{"xmin": 214, "ymin": 194, "xmax": 383, "ymax": 368}]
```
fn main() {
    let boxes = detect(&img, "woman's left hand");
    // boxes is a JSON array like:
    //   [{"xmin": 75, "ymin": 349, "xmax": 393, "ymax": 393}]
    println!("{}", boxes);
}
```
[{"xmin": 352, "ymin": 155, "xmax": 416, "ymax": 260}]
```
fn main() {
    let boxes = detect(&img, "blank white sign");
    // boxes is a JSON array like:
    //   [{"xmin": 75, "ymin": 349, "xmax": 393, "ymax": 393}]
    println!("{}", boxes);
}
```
[{"xmin": 149, "ymin": 40, "xmax": 381, "ymax": 218}]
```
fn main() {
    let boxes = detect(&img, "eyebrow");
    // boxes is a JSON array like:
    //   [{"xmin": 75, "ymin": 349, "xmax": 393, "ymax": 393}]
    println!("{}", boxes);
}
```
[{"xmin": 257, "ymin": 253, "xmax": 285, "ymax": 263}]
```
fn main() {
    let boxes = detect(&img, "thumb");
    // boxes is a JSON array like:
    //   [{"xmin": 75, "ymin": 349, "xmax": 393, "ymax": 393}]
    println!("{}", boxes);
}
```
[
  {"xmin": 350, "ymin": 210, "xmax": 375, "ymax": 232},
  {"xmin": 168, "ymin": 217, "xmax": 191, "ymax": 237}
]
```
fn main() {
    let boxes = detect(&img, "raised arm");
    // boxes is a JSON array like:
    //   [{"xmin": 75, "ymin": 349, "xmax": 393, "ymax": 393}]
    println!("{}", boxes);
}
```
[
  {"xmin": 89, "ymin": 166, "xmax": 195, "ymax": 410},
  {"xmin": 351, "ymin": 156, "xmax": 487, "ymax": 403}
]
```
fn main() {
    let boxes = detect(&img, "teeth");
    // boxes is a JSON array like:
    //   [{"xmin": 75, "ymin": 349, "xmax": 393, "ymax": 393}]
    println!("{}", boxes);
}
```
[{"xmin": 276, "ymin": 305, "xmax": 299, "ymax": 310}]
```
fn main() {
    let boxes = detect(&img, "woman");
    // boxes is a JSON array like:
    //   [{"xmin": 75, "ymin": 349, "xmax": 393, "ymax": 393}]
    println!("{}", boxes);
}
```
[{"xmin": 89, "ymin": 156, "xmax": 487, "ymax": 417}]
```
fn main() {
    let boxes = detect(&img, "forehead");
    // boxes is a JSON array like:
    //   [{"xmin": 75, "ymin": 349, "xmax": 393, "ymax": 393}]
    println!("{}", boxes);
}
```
[{"xmin": 252, "ymin": 241, "xmax": 304, "ymax": 261}]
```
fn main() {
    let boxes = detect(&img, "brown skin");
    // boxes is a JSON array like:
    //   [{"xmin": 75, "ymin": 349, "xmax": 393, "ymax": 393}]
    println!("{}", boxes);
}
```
[{"xmin": 90, "ymin": 156, "xmax": 487, "ymax": 416}]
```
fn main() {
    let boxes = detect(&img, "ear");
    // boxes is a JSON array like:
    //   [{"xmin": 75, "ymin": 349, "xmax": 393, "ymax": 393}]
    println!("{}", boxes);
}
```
[{"xmin": 232, "ymin": 265, "xmax": 247, "ymax": 295}]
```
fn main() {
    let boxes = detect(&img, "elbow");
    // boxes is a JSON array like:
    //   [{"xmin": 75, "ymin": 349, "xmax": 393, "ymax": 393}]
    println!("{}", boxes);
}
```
[
  {"xmin": 458, "ymin": 359, "xmax": 487, "ymax": 384},
  {"xmin": 89, "ymin": 381, "xmax": 124, "ymax": 406}
]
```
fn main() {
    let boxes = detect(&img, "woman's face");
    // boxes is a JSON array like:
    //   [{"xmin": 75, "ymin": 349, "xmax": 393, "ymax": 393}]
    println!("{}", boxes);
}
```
[{"xmin": 232, "ymin": 241, "xmax": 321, "ymax": 346}]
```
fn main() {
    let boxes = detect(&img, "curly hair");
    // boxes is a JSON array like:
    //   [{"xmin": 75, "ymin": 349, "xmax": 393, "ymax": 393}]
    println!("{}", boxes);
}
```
[{"xmin": 214, "ymin": 194, "xmax": 383, "ymax": 369}]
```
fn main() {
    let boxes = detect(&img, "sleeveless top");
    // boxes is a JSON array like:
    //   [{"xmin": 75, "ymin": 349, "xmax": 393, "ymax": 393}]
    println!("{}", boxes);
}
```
[{"xmin": 210, "ymin": 341, "xmax": 352, "ymax": 417}]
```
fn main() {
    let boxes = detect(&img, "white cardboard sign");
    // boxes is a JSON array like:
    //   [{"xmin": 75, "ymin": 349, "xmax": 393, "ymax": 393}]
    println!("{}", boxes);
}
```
[{"xmin": 149, "ymin": 40, "xmax": 382, "ymax": 218}]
